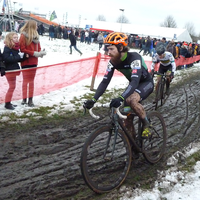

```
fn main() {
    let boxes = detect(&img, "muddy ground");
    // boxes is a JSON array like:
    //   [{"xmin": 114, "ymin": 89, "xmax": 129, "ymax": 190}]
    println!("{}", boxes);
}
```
[{"xmin": 1, "ymin": 71, "xmax": 200, "ymax": 200}]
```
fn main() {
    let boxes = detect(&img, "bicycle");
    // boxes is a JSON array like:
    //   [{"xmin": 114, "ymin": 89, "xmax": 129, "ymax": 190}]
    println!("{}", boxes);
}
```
[
  {"xmin": 80, "ymin": 105, "xmax": 167, "ymax": 193},
  {"xmin": 154, "ymin": 72, "xmax": 171, "ymax": 110}
]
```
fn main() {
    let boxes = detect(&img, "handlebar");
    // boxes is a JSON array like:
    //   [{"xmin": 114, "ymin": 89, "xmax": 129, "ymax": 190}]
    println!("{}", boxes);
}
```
[
  {"xmin": 155, "ymin": 72, "xmax": 171, "ymax": 77},
  {"xmin": 89, "ymin": 106, "xmax": 127, "ymax": 120}
]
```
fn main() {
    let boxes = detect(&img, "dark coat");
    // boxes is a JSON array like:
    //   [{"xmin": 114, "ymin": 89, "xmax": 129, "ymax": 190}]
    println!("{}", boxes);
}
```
[
  {"xmin": 180, "ymin": 47, "xmax": 191, "ymax": 58},
  {"xmin": 69, "ymin": 33, "xmax": 77, "ymax": 46},
  {"xmin": 3, "ymin": 46, "xmax": 27, "ymax": 71}
]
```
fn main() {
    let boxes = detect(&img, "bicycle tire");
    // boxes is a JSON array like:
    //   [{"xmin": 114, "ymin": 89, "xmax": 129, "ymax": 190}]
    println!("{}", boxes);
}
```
[
  {"xmin": 161, "ymin": 79, "xmax": 166, "ymax": 106},
  {"xmin": 80, "ymin": 126, "xmax": 132, "ymax": 193},
  {"xmin": 155, "ymin": 81, "xmax": 162, "ymax": 110},
  {"xmin": 142, "ymin": 111, "xmax": 167, "ymax": 164}
]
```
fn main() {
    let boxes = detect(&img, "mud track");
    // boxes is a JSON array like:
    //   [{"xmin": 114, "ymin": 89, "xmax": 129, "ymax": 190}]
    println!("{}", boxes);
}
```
[{"xmin": 1, "ymin": 74, "xmax": 200, "ymax": 200}]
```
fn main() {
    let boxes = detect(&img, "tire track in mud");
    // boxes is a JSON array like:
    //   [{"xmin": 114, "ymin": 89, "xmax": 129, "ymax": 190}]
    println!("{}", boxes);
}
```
[
  {"xmin": 1, "ymin": 76, "xmax": 200, "ymax": 200},
  {"xmin": 161, "ymin": 78, "xmax": 200, "ymax": 150}
]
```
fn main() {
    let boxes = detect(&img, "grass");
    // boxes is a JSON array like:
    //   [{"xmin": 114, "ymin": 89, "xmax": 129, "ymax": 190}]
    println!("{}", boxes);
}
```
[{"xmin": 180, "ymin": 151, "xmax": 200, "ymax": 172}]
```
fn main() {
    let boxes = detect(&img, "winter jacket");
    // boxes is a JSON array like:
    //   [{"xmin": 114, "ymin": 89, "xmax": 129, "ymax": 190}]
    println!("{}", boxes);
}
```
[
  {"xmin": 69, "ymin": 33, "xmax": 77, "ymax": 46},
  {"xmin": 180, "ymin": 46, "xmax": 191, "ymax": 58},
  {"xmin": 19, "ymin": 33, "xmax": 41, "ymax": 67},
  {"xmin": 3, "ymin": 46, "xmax": 27, "ymax": 71}
]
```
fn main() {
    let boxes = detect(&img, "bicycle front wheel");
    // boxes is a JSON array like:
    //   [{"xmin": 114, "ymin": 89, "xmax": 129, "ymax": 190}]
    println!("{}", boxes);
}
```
[
  {"xmin": 80, "ymin": 126, "xmax": 132, "ymax": 193},
  {"xmin": 155, "ymin": 82, "xmax": 162, "ymax": 110},
  {"xmin": 142, "ymin": 111, "xmax": 167, "ymax": 164}
]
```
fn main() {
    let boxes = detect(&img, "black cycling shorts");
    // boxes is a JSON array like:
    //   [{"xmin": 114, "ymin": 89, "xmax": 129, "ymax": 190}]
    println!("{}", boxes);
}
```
[
  {"xmin": 158, "ymin": 64, "xmax": 172, "ymax": 74},
  {"xmin": 135, "ymin": 79, "xmax": 154, "ymax": 101}
]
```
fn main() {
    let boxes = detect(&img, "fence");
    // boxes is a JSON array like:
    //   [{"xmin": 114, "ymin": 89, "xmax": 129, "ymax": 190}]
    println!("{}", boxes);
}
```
[{"xmin": 1, "ymin": 53, "xmax": 200, "ymax": 104}]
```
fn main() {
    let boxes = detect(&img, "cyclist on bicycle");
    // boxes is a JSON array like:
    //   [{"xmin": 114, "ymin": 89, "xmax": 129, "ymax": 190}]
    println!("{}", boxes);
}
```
[
  {"xmin": 84, "ymin": 32, "xmax": 154, "ymax": 138},
  {"xmin": 151, "ymin": 43, "xmax": 176, "ymax": 98}
]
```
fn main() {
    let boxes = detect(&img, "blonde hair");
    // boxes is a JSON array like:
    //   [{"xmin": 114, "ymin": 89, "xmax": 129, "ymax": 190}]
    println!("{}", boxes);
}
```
[
  {"xmin": 20, "ymin": 20, "xmax": 38, "ymax": 45},
  {"xmin": 4, "ymin": 32, "xmax": 18, "ymax": 49}
]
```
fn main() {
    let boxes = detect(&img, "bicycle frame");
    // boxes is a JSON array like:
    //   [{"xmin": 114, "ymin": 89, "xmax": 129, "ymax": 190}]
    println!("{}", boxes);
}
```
[
  {"xmin": 92, "ymin": 107, "xmax": 144, "ymax": 155},
  {"xmin": 154, "ymin": 72, "xmax": 171, "ymax": 109}
]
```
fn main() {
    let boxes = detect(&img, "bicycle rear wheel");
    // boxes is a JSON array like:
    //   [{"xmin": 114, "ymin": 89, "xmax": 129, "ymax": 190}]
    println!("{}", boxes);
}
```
[
  {"xmin": 142, "ymin": 111, "xmax": 167, "ymax": 164},
  {"xmin": 80, "ymin": 126, "xmax": 132, "ymax": 193},
  {"xmin": 155, "ymin": 82, "xmax": 162, "ymax": 110}
]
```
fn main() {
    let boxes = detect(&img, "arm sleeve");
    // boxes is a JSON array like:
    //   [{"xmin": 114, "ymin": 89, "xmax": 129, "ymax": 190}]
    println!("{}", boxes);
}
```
[
  {"xmin": 93, "ymin": 66, "xmax": 114, "ymax": 101},
  {"xmin": 169, "ymin": 54, "xmax": 176, "ymax": 72},
  {"xmin": 151, "ymin": 55, "xmax": 158, "ymax": 70}
]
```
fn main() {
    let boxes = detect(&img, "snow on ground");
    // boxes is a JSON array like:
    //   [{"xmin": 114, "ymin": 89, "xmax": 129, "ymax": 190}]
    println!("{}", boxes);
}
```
[
  {"xmin": 1, "ymin": 32, "xmax": 200, "ymax": 200},
  {"xmin": 120, "ymin": 141, "xmax": 200, "ymax": 200}
]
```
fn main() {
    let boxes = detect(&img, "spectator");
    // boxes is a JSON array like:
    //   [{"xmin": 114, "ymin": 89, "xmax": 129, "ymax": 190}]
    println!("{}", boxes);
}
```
[
  {"xmin": 166, "ymin": 40, "xmax": 176, "ymax": 58},
  {"xmin": 152, "ymin": 38, "xmax": 157, "ymax": 56},
  {"xmin": 144, "ymin": 36, "xmax": 152, "ymax": 56},
  {"xmin": 80, "ymin": 29, "xmax": 85, "ymax": 43},
  {"xmin": 54, "ymin": 25, "xmax": 58, "ymax": 39},
  {"xmin": 88, "ymin": 30, "xmax": 92, "ymax": 45},
  {"xmin": 84, "ymin": 30, "xmax": 89, "ymax": 43},
  {"xmin": 57, "ymin": 25, "xmax": 62, "ymax": 39},
  {"xmin": 135, "ymin": 36, "xmax": 140, "ymax": 48},
  {"xmin": 75, "ymin": 29, "xmax": 79, "ymax": 40},
  {"xmin": 180, "ymin": 42, "xmax": 191, "ymax": 69},
  {"xmin": 2, "ymin": 32, "xmax": 29, "ymax": 110},
  {"xmin": 18, "ymin": 21, "xmax": 25, "ymax": 32},
  {"xmin": 180, "ymin": 42, "xmax": 191, "ymax": 58},
  {"xmin": 91, "ymin": 31, "xmax": 95, "ymax": 43},
  {"xmin": 14, "ymin": 21, "xmax": 19, "ymax": 33},
  {"xmin": 174, "ymin": 43, "xmax": 180, "ymax": 59},
  {"xmin": 139, "ymin": 37, "xmax": 146, "ymax": 55},
  {"xmin": 38, "ymin": 23, "xmax": 45, "ymax": 36},
  {"xmin": 19, "ymin": 20, "xmax": 46, "ymax": 107},
  {"xmin": 69, "ymin": 30, "xmax": 82, "ymax": 56},
  {"xmin": 157, "ymin": 37, "xmax": 167, "ymax": 47},
  {"xmin": 48, "ymin": 24, "xmax": 55, "ymax": 41},
  {"xmin": 97, "ymin": 32, "xmax": 104, "ymax": 51},
  {"xmin": 128, "ymin": 34, "xmax": 132, "ymax": 47},
  {"xmin": 63, "ymin": 26, "xmax": 68, "ymax": 39}
]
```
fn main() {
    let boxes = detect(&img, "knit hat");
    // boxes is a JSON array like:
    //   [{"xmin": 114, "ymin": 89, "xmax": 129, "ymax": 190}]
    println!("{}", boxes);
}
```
[{"xmin": 183, "ymin": 42, "xmax": 188, "ymax": 46}]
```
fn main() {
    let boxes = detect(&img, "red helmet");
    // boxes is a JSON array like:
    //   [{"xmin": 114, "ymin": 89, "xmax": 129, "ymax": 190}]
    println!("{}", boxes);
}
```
[{"xmin": 104, "ymin": 32, "xmax": 128, "ymax": 46}]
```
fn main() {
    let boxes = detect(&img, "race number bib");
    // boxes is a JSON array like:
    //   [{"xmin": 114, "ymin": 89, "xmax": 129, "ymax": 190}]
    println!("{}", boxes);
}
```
[{"xmin": 130, "ymin": 60, "xmax": 141, "ymax": 69}]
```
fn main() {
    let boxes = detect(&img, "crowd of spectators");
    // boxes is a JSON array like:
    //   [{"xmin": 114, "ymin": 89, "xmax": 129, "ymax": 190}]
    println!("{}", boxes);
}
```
[
  {"xmin": 128, "ymin": 35, "xmax": 200, "ymax": 57},
  {"xmin": 47, "ymin": 24, "xmax": 110, "ymax": 45},
  {"xmin": 17, "ymin": 21, "xmax": 200, "ymax": 69},
  {"xmin": 128, "ymin": 34, "xmax": 200, "ymax": 69}
]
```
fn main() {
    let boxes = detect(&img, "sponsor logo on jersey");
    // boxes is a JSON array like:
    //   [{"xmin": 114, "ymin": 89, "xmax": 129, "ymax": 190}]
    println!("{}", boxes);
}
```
[
  {"xmin": 132, "ymin": 69, "xmax": 137, "ymax": 73},
  {"xmin": 131, "ymin": 74, "xmax": 138, "ymax": 78},
  {"xmin": 135, "ymin": 89, "xmax": 141, "ymax": 94},
  {"xmin": 107, "ymin": 61, "xmax": 114, "ymax": 70},
  {"xmin": 105, "ymin": 70, "xmax": 109, "ymax": 75}
]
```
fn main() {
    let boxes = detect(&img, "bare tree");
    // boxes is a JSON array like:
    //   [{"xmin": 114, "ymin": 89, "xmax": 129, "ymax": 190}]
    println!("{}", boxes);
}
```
[
  {"xmin": 160, "ymin": 15, "xmax": 177, "ymax": 28},
  {"xmin": 116, "ymin": 15, "xmax": 129, "ymax": 23},
  {"xmin": 96, "ymin": 15, "xmax": 106, "ymax": 21},
  {"xmin": 184, "ymin": 22, "xmax": 196, "ymax": 36}
]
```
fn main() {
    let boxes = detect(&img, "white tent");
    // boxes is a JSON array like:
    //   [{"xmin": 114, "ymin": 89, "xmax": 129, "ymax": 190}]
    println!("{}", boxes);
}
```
[{"xmin": 71, "ymin": 19, "xmax": 192, "ymax": 42}]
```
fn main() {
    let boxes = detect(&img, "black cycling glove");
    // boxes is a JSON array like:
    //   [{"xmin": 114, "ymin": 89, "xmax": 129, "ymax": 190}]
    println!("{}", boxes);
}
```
[
  {"xmin": 110, "ymin": 96, "xmax": 124, "ymax": 108},
  {"xmin": 84, "ymin": 98, "xmax": 96, "ymax": 109}
]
